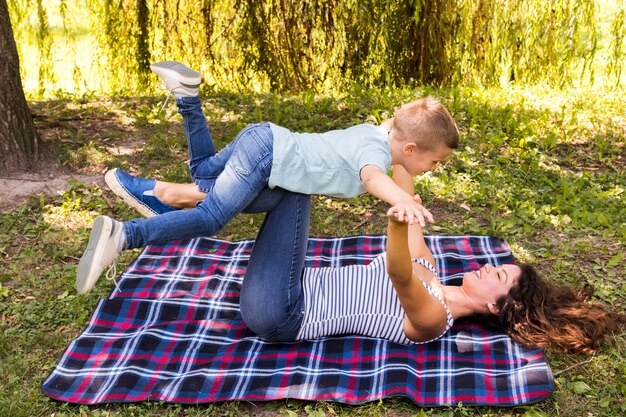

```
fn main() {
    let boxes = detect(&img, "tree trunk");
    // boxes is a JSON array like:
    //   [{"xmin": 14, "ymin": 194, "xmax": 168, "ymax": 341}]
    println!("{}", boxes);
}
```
[{"xmin": 0, "ymin": 0, "xmax": 49, "ymax": 175}]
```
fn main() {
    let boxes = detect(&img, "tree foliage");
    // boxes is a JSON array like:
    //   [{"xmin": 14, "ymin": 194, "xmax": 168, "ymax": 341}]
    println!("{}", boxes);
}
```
[{"xmin": 9, "ymin": 0, "xmax": 626, "ymax": 95}]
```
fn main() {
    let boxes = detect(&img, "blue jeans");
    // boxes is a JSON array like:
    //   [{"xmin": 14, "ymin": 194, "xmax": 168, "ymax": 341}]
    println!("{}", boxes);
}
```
[
  {"xmin": 240, "ymin": 189, "xmax": 310, "ymax": 340},
  {"xmin": 124, "ymin": 97, "xmax": 277, "ymax": 247},
  {"xmin": 124, "ymin": 96, "xmax": 308, "ymax": 340}
]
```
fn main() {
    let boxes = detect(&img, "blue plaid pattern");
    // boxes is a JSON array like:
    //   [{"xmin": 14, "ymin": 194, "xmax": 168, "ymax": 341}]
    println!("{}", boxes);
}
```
[{"xmin": 42, "ymin": 235, "xmax": 553, "ymax": 405}]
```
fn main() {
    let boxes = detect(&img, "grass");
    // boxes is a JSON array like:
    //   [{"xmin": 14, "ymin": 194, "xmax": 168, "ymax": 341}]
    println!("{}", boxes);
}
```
[{"xmin": 0, "ymin": 84, "xmax": 624, "ymax": 416}]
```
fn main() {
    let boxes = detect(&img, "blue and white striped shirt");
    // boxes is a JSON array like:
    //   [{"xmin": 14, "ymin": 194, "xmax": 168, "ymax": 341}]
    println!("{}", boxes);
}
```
[{"xmin": 296, "ymin": 254, "xmax": 454, "ymax": 344}]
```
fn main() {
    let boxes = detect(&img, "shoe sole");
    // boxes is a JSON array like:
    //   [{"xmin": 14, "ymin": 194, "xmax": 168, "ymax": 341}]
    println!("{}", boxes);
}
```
[
  {"xmin": 105, "ymin": 169, "xmax": 156, "ymax": 218},
  {"xmin": 150, "ymin": 62, "xmax": 201, "ymax": 86},
  {"xmin": 76, "ymin": 216, "xmax": 112, "ymax": 294}
]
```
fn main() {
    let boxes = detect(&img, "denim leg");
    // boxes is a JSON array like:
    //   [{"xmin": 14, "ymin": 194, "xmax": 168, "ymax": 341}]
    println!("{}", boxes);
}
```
[
  {"xmin": 176, "ymin": 96, "xmax": 222, "ymax": 178},
  {"xmin": 177, "ymin": 96, "xmax": 268, "ymax": 187},
  {"xmin": 191, "ymin": 123, "xmax": 273, "ymax": 197},
  {"xmin": 124, "ymin": 125, "xmax": 274, "ymax": 248},
  {"xmin": 194, "ymin": 181, "xmax": 290, "ymax": 214},
  {"xmin": 240, "ymin": 191, "xmax": 310, "ymax": 341}
]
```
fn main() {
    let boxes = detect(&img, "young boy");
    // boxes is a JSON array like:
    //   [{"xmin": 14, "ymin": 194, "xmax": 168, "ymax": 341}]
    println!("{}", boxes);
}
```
[{"xmin": 77, "ymin": 61, "xmax": 458, "ymax": 294}]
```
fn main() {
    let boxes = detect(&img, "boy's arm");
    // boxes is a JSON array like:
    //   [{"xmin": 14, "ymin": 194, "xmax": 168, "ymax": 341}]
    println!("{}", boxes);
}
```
[{"xmin": 360, "ymin": 164, "xmax": 433, "ymax": 226}]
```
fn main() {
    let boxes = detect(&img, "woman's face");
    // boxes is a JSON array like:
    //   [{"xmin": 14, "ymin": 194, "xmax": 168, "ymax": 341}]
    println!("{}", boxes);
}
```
[{"xmin": 462, "ymin": 263, "xmax": 521, "ymax": 310}]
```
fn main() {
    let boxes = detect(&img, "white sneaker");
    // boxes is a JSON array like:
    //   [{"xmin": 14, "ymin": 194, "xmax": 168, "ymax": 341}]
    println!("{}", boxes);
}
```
[
  {"xmin": 76, "ymin": 216, "xmax": 125, "ymax": 294},
  {"xmin": 150, "ymin": 61, "xmax": 201, "ymax": 97}
]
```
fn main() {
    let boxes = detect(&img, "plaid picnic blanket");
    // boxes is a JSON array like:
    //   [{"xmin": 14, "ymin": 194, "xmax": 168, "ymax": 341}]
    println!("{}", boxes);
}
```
[{"xmin": 42, "ymin": 235, "xmax": 553, "ymax": 406}]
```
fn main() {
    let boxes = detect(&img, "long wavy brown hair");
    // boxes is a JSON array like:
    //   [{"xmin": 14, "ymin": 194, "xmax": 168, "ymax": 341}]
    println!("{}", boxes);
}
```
[{"xmin": 470, "ymin": 263, "xmax": 624, "ymax": 355}]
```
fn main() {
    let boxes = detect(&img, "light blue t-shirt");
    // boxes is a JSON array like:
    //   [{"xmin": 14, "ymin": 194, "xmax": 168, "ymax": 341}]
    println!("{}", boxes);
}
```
[{"xmin": 268, "ymin": 123, "xmax": 391, "ymax": 198}]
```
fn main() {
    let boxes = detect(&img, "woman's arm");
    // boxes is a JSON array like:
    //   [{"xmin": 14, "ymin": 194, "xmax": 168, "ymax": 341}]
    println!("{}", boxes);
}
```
[
  {"xmin": 386, "ymin": 207, "xmax": 447, "ymax": 342},
  {"xmin": 390, "ymin": 165, "xmax": 437, "ymax": 267}
]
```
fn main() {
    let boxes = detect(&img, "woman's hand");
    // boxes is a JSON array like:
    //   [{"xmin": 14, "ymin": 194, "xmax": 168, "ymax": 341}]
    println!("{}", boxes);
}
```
[{"xmin": 387, "ymin": 195, "xmax": 434, "ymax": 225}]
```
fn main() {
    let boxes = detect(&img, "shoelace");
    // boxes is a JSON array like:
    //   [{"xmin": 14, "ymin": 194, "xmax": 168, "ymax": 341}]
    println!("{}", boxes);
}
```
[
  {"xmin": 157, "ymin": 81, "xmax": 173, "ymax": 114},
  {"xmin": 157, "ymin": 82, "xmax": 189, "ymax": 114},
  {"xmin": 105, "ymin": 263, "xmax": 121, "ymax": 292}
]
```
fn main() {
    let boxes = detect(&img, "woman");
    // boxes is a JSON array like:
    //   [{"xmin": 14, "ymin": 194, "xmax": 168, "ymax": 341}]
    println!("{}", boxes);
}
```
[{"xmin": 384, "ymin": 174, "xmax": 621, "ymax": 354}]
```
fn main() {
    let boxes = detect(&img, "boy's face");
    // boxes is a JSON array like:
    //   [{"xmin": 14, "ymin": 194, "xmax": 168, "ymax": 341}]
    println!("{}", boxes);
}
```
[{"xmin": 399, "ymin": 143, "xmax": 452, "ymax": 176}]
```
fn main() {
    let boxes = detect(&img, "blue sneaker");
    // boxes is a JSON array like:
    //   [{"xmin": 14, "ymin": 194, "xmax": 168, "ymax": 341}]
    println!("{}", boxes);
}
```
[{"xmin": 105, "ymin": 168, "xmax": 178, "ymax": 218}]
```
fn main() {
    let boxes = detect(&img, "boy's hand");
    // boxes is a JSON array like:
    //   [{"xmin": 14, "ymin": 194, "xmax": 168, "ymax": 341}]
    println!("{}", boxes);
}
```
[{"xmin": 387, "ymin": 197, "xmax": 434, "ymax": 226}]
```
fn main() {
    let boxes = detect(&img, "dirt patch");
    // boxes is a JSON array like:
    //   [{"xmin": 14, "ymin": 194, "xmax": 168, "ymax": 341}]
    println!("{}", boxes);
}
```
[
  {"xmin": 0, "ymin": 99, "xmax": 148, "ymax": 213},
  {"xmin": 0, "ymin": 168, "xmax": 100, "ymax": 212}
]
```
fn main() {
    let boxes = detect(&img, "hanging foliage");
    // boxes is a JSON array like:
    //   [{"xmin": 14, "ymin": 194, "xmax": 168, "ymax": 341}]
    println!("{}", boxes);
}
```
[
  {"xmin": 8, "ymin": 0, "xmax": 625, "ymax": 95},
  {"xmin": 34, "ymin": 0, "xmax": 54, "ymax": 95},
  {"xmin": 606, "ymin": 3, "xmax": 625, "ymax": 87}
]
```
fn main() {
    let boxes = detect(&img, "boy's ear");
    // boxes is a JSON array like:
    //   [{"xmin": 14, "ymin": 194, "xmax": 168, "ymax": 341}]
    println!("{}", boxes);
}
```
[{"xmin": 403, "ymin": 142, "xmax": 417, "ymax": 155}]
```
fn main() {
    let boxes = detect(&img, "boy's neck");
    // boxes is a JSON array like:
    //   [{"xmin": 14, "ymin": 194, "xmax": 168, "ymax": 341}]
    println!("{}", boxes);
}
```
[
  {"xmin": 380, "ymin": 118, "xmax": 393, "ymax": 132},
  {"xmin": 385, "ymin": 120, "xmax": 405, "ymax": 165}
]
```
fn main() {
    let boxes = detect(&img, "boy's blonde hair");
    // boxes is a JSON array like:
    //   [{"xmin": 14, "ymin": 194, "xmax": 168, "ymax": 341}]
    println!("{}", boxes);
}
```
[{"xmin": 392, "ymin": 97, "xmax": 459, "ymax": 151}]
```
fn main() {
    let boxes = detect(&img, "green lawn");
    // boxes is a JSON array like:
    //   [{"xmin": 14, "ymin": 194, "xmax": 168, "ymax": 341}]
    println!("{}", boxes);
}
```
[{"xmin": 0, "ymin": 84, "xmax": 624, "ymax": 416}]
